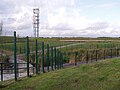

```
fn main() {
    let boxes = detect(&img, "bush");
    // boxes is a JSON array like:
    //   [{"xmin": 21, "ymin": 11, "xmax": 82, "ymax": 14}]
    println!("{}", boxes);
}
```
[
  {"xmin": 0, "ymin": 54, "xmax": 10, "ymax": 63},
  {"xmin": 63, "ymin": 56, "xmax": 70, "ymax": 63}
]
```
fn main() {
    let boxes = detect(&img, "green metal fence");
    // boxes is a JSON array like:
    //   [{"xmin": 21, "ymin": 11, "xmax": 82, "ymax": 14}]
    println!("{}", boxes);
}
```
[{"xmin": 1, "ymin": 31, "xmax": 120, "ymax": 81}]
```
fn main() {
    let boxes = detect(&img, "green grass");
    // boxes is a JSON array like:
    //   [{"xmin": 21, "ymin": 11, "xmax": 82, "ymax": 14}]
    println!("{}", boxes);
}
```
[
  {"xmin": 1, "ymin": 36, "xmax": 120, "ymax": 54},
  {"xmin": 0, "ymin": 36, "xmax": 74, "ymax": 53},
  {"xmin": 1, "ymin": 58, "xmax": 120, "ymax": 90}
]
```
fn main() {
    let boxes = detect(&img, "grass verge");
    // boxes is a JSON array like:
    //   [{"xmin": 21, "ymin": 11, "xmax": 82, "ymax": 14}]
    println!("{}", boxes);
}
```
[{"xmin": 1, "ymin": 58, "xmax": 120, "ymax": 90}]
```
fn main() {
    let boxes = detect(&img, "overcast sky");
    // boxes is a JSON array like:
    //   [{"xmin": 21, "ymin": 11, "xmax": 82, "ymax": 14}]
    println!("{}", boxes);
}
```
[{"xmin": 0, "ymin": 0, "xmax": 120, "ymax": 37}]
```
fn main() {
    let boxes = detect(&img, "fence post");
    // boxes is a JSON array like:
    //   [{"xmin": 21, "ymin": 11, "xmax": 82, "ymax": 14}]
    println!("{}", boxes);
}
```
[
  {"xmin": 35, "ymin": 39, "xmax": 38, "ymax": 74},
  {"xmin": 96, "ymin": 50, "xmax": 98, "ymax": 61},
  {"xmin": 117, "ymin": 48, "xmax": 119, "ymax": 57},
  {"xmin": 51, "ymin": 47, "xmax": 54, "ymax": 70},
  {"xmin": 86, "ymin": 50, "xmax": 88, "ymax": 63},
  {"xmin": 60, "ymin": 52, "xmax": 62, "ymax": 69},
  {"xmin": 61, "ymin": 53, "xmax": 64, "ymax": 68},
  {"xmin": 59, "ymin": 50, "xmax": 61, "ymax": 69},
  {"xmin": 116, "ymin": 48, "xmax": 118, "ymax": 57},
  {"xmin": 111, "ymin": 48, "xmax": 112, "ymax": 58},
  {"xmin": 57, "ymin": 50, "xmax": 60, "ymax": 69},
  {"xmin": 42, "ymin": 42, "xmax": 45, "ymax": 73},
  {"xmin": 1, "ymin": 63, "xmax": 3, "ymax": 81},
  {"xmin": 54, "ymin": 47, "xmax": 57, "ymax": 69},
  {"xmin": 75, "ymin": 52, "xmax": 77, "ymax": 66},
  {"xmin": 26, "ymin": 36, "xmax": 30, "ymax": 77},
  {"xmin": 47, "ymin": 44, "xmax": 50, "ymax": 72},
  {"xmin": 104, "ymin": 49, "xmax": 106, "ymax": 60},
  {"xmin": 14, "ymin": 31, "xmax": 17, "ymax": 81}
]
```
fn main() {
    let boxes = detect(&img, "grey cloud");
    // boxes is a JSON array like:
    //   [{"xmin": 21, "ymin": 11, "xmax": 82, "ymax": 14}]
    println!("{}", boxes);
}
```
[
  {"xmin": 51, "ymin": 23, "xmax": 73, "ymax": 30},
  {"xmin": 40, "ymin": 23, "xmax": 73, "ymax": 31},
  {"xmin": 0, "ymin": 0, "xmax": 120, "ymax": 37},
  {"xmin": 83, "ymin": 22, "xmax": 109, "ymax": 31}
]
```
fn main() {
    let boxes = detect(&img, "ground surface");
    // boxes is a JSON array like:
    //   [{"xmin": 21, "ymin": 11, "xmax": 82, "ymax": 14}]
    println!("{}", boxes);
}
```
[{"xmin": 1, "ymin": 58, "xmax": 120, "ymax": 90}]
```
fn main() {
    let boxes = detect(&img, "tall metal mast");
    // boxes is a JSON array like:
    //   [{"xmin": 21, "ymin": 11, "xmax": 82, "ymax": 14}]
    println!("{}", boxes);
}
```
[
  {"xmin": 33, "ymin": 8, "xmax": 39, "ymax": 38},
  {"xmin": 0, "ymin": 20, "xmax": 3, "ymax": 36}
]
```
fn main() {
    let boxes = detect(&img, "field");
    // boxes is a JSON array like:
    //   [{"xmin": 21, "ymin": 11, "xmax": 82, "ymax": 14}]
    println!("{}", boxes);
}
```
[
  {"xmin": 1, "ymin": 36, "xmax": 120, "ymax": 81},
  {"xmin": 1, "ymin": 36, "xmax": 120, "ymax": 67},
  {"xmin": 1, "ymin": 58, "xmax": 120, "ymax": 90}
]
